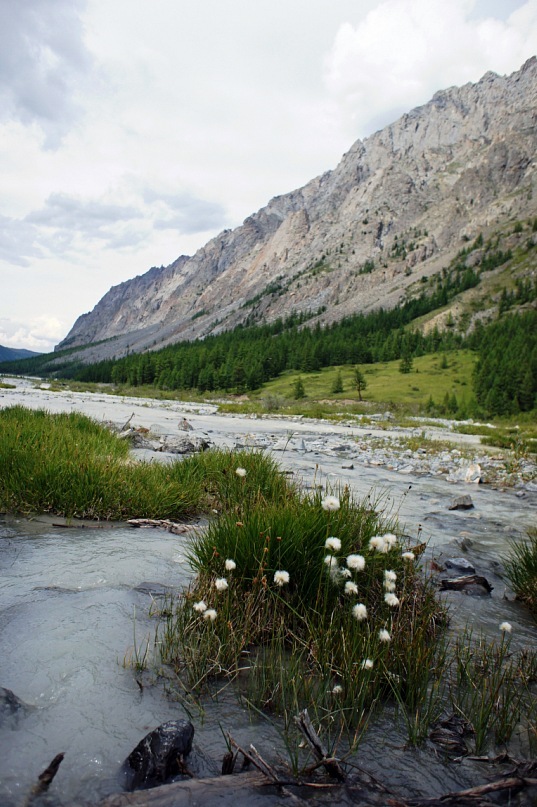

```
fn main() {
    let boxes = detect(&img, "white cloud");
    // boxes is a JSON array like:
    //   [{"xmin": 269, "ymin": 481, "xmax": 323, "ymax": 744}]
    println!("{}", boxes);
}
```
[
  {"xmin": 323, "ymin": 0, "xmax": 537, "ymax": 137},
  {"xmin": 0, "ymin": 316, "xmax": 64, "ymax": 351},
  {"xmin": 0, "ymin": 0, "xmax": 535, "ymax": 353},
  {"xmin": 0, "ymin": 0, "xmax": 92, "ymax": 148}
]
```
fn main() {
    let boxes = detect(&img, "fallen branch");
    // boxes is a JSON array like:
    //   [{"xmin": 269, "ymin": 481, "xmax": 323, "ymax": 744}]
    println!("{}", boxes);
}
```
[
  {"xmin": 127, "ymin": 519, "xmax": 201, "ymax": 535},
  {"xmin": 23, "ymin": 753, "xmax": 64, "ymax": 807},
  {"xmin": 294, "ymin": 708, "xmax": 345, "ymax": 781}
]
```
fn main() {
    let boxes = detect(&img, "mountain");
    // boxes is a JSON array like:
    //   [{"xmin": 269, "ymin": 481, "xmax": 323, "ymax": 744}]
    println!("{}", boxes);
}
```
[
  {"xmin": 0, "ymin": 345, "xmax": 41, "ymax": 362},
  {"xmin": 57, "ymin": 57, "xmax": 537, "ymax": 363}
]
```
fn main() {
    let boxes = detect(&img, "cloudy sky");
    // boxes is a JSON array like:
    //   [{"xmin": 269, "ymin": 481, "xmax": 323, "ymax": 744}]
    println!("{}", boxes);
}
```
[{"xmin": 1, "ymin": 0, "xmax": 536, "ymax": 352}]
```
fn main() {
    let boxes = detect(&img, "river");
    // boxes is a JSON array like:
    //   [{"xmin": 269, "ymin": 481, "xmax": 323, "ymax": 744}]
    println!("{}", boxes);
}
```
[{"xmin": 0, "ymin": 380, "xmax": 536, "ymax": 804}]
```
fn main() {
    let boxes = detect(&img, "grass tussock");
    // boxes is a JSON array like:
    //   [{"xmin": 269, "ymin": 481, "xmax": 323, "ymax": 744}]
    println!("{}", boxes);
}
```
[
  {"xmin": 0, "ymin": 406, "xmax": 291, "ymax": 520},
  {"xmin": 160, "ymin": 486, "xmax": 446, "ymax": 735},
  {"xmin": 504, "ymin": 529, "xmax": 537, "ymax": 619}
]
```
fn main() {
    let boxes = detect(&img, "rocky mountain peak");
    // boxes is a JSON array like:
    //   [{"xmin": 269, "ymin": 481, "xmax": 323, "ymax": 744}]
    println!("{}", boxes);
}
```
[{"xmin": 57, "ymin": 58, "xmax": 537, "ymax": 364}]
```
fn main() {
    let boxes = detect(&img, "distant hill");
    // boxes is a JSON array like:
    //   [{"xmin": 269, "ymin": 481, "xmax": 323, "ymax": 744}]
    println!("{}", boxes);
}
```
[
  {"xmin": 0, "ymin": 345, "xmax": 41, "ymax": 363},
  {"xmin": 55, "ymin": 57, "xmax": 537, "ymax": 367}
]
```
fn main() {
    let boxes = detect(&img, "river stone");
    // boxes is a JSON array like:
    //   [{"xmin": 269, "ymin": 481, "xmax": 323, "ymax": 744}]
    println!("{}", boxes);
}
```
[
  {"xmin": 439, "ymin": 574, "xmax": 493, "ymax": 596},
  {"xmin": 158, "ymin": 436, "xmax": 210, "ymax": 454},
  {"xmin": 444, "ymin": 558, "xmax": 476, "ymax": 573},
  {"xmin": 0, "ymin": 687, "xmax": 34, "ymax": 724},
  {"xmin": 124, "ymin": 719, "xmax": 195, "ymax": 791},
  {"xmin": 448, "ymin": 495, "xmax": 474, "ymax": 510},
  {"xmin": 465, "ymin": 463, "xmax": 484, "ymax": 483}
]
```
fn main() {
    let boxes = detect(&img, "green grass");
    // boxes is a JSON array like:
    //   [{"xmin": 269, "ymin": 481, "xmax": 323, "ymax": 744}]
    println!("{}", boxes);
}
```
[
  {"xmin": 161, "ymin": 486, "xmax": 445, "ymax": 733},
  {"xmin": 504, "ymin": 529, "xmax": 537, "ymax": 619},
  {"xmin": 0, "ymin": 406, "xmax": 291, "ymax": 520}
]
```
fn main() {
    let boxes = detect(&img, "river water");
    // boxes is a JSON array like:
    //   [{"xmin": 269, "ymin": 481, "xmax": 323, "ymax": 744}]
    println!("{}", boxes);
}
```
[{"xmin": 0, "ymin": 382, "xmax": 536, "ymax": 804}]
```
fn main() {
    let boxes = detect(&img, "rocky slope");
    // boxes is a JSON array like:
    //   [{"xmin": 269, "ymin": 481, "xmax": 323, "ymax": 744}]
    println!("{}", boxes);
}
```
[{"xmin": 57, "ymin": 57, "xmax": 537, "ymax": 363}]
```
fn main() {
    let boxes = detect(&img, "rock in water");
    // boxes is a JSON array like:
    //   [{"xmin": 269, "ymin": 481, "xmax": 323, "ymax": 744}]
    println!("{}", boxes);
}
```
[
  {"xmin": 124, "ymin": 719, "xmax": 195, "ymax": 790},
  {"xmin": 448, "ymin": 495, "xmax": 474, "ymax": 510},
  {"xmin": 0, "ymin": 686, "xmax": 34, "ymax": 725}
]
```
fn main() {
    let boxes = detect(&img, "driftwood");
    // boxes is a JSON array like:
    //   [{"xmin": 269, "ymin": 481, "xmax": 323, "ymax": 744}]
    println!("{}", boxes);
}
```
[
  {"xmin": 294, "ymin": 708, "xmax": 346, "ymax": 781},
  {"xmin": 23, "ymin": 753, "xmax": 64, "ymax": 807},
  {"xmin": 127, "ymin": 519, "xmax": 201, "ymax": 535},
  {"xmin": 401, "ymin": 770, "xmax": 537, "ymax": 807}
]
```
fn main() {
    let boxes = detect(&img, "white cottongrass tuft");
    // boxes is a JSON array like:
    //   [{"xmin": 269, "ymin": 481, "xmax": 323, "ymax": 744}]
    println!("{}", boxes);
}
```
[
  {"xmin": 193, "ymin": 600, "xmax": 207, "ymax": 613},
  {"xmin": 352, "ymin": 603, "xmax": 368, "ymax": 621},
  {"xmin": 235, "ymin": 467, "xmax": 247, "ymax": 477},
  {"xmin": 384, "ymin": 570, "xmax": 397, "ymax": 583},
  {"xmin": 370, "ymin": 534, "xmax": 398, "ymax": 553},
  {"xmin": 402, "ymin": 551, "xmax": 415, "ymax": 561},
  {"xmin": 203, "ymin": 609, "xmax": 217, "ymax": 621},
  {"xmin": 379, "ymin": 629, "xmax": 391, "ymax": 642},
  {"xmin": 369, "ymin": 535, "xmax": 389, "ymax": 553},
  {"xmin": 225, "ymin": 559, "xmax": 236, "ymax": 571},
  {"xmin": 347, "ymin": 554, "xmax": 365, "ymax": 571},
  {"xmin": 321, "ymin": 495, "xmax": 340, "ymax": 512},
  {"xmin": 324, "ymin": 555, "xmax": 338, "ymax": 569},
  {"xmin": 361, "ymin": 658, "xmax": 374, "ymax": 670},
  {"xmin": 499, "ymin": 621, "xmax": 512, "ymax": 633},
  {"xmin": 274, "ymin": 570, "xmax": 290, "ymax": 587},
  {"xmin": 384, "ymin": 592, "xmax": 400, "ymax": 607},
  {"xmin": 339, "ymin": 568, "xmax": 352, "ymax": 579},
  {"xmin": 215, "ymin": 577, "xmax": 228, "ymax": 591},
  {"xmin": 384, "ymin": 581, "xmax": 396, "ymax": 593},
  {"xmin": 331, "ymin": 684, "xmax": 343, "ymax": 695},
  {"xmin": 325, "ymin": 536, "xmax": 342, "ymax": 552},
  {"xmin": 344, "ymin": 581, "xmax": 359, "ymax": 596}
]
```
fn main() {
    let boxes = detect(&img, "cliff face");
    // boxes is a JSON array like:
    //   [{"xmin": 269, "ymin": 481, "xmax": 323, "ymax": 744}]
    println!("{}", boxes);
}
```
[{"xmin": 57, "ymin": 57, "xmax": 537, "ymax": 361}]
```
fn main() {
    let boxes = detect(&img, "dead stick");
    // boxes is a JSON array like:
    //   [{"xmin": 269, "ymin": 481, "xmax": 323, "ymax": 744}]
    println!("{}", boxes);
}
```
[
  {"xmin": 294, "ymin": 709, "xmax": 345, "ymax": 782},
  {"xmin": 24, "ymin": 753, "xmax": 64, "ymax": 806}
]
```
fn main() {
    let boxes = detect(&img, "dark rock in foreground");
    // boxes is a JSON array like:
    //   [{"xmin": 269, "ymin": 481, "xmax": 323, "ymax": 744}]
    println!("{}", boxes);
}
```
[{"xmin": 124, "ymin": 719, "xmax": 194, "ymax": 791}]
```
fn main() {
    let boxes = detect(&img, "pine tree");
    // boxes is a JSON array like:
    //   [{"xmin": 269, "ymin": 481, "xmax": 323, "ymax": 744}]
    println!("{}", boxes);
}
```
[
  {"xmin": 353, "ymin": 367, "xmax": 367, "ymax": 401},
  {"xmin": 293, "ymin": 376, "xmax": 306, "ymax": 399},
  {"xmin": 331, "ymin": 370, "xmax": 344, "ymax": 394}
]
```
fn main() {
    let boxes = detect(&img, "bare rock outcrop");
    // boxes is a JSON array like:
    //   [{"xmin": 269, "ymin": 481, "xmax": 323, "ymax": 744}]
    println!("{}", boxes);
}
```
[{"xmin": 57, "ymin": 58, "xmax": 537, "ymax": 364}]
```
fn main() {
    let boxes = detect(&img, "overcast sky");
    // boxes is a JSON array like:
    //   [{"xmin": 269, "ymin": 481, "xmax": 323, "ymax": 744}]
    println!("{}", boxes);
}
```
[{"xmin": 1, "ymin": 0, "xmax": 536, "ymax": 352}]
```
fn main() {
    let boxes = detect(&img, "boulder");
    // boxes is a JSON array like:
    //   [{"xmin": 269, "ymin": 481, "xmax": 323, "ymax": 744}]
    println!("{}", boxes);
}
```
[
  {"xmin": 124, "ymin": 719, "xmax": 195, "ymax": 791},
  {"xmin": 158, "ymin": 436, "xmax": 211, "ymax": 454},
  {"xmin": 465, "ymin": 463, "xmax": 484, "ymax": 484},
  {"xmin": 448, "ymin": 495, "xmax": 474, "ymax": 510},
  {"xmin": 444, "ymin": 558, "xmax": 476, "ymax": 574},
  {"xmin": 0, "ymin": 686, "xmax": 34, "ymax": 725},
  {"xmin": 439, "ymin": 574, "xmax": 493, "ymax": 596}
]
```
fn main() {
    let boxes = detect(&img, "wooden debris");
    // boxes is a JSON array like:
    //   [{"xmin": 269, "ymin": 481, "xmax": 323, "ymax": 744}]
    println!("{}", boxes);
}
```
[
  {"xmin": 294, "ymin": 708, "xmax": 345, "ymax": 781},
  {"xmin": 127, "ymin": 518, "xmax": 201, "ymax": 535},
  {"xmin": 23, "ymin": 753, "xmax": 64, "ymax": 806}
]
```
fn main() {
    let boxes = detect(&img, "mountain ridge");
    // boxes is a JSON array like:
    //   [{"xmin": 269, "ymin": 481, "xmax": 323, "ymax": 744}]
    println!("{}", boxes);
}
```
[{"xmin": 57, "ymin": 57, "xmax": 537, "ymax": 363}]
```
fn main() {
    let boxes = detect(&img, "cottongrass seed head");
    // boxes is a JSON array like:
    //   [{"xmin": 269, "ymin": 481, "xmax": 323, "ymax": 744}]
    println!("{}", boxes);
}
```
[
  {"xmin": 331, "ymin": 684, "xmax": 343, "ymax": 695},
  {"xmin": 325, "ymin": 536, "xmax": 342, "ymax": 552},
  {"xmin": 344, "ymin": 581, "xmax": 359, "ymax": 596},
  {"xmin": 235, "ymin": 467, "xmax": 247, "ymax": 477},
  {"xmin": 274, "ymin": 570, "xmax": 290, "ymax": 587},
  {"xmin": 321, "ymin": 495, "xmax": 340, "ymax": 512},
  {"xmin": 203, "ymin": 608, "xmax": 217, "ymax": 621},
  {"xmin": 347, "ymin": 554, "xmax": 366, "ymax": 571},
  {"xmin": 225, "ymin": 559, "xmax": 237, "ymax": 571},
  {"xmin": 361, "ymin": 658, "xmax": 374, "ymax": 670},
  {"xmin": 402, "ymin": 551, "xmax": 415, "ymax": 561},
  {"xmin": 324, "ymin": 555, "xmax": 339, "ymax": 569},
  {"xmin": 499, "ymin": 621, "xmax": 512, "ymax": 633},
  {"xmin": 193, "ymin": 600, "xmax": 207, "ymax": 613},
  {"xmin": 352, "ymin": 603, "xmax": 368, "ymax": 621},
  {"xmin": 215, "ymin": 577, "xmax": 228, "ymax": 591},
  {"xmin": 384, "ymin": 592, "xmax": 400, "ymax": 607},
  {"xmin": 379, "ymin": 629, "xmax": 391, "ymax": 642}
]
